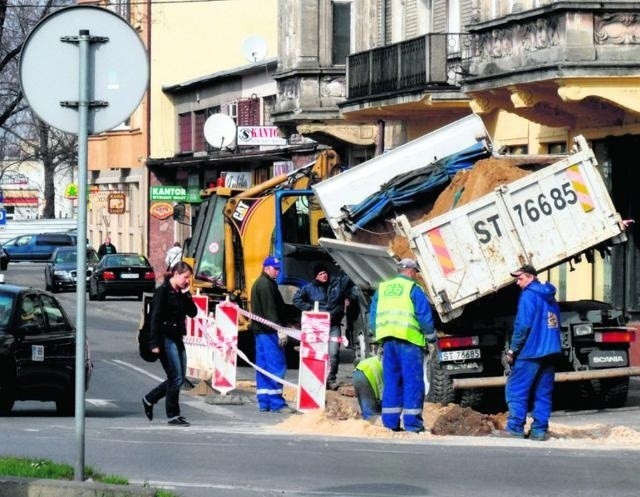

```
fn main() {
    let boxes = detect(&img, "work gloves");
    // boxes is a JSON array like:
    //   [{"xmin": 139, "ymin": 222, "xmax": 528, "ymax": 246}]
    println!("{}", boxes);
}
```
[{"xmin": 277, "ymin": 330, "xmax": 288, "ymax": 348}]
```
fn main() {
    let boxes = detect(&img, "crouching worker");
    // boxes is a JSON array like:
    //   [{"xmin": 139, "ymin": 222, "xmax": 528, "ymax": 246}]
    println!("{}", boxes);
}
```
[{"xmin": 353, "ymin": 354, "xmax": 382, "ymax": 421}]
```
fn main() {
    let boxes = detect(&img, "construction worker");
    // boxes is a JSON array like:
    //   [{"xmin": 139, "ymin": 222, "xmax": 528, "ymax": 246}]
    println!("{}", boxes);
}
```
[
  {"xmin": 497, "ymin": 264, "xmax": 561, "ymax": 441},
  {"xmin": 353, "ymin": 353, "xmax": 383, "ymax": 420},
  {"xmin": 249, "ymin": 255, "xmax": 296, "ymax": 414},
  {"xmin": 369, "ymin": 258, "xmax": 436, "ymax": 433}
]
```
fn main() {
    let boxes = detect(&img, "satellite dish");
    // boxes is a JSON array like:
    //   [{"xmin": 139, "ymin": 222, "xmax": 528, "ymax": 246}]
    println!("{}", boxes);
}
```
[
  {"xmin": 204, "ymin": 114, "xmax": 237, "ymax": 149},
  {"xmin": 242, "ymin": 35, "xmax": 268, "ymax": 63}
]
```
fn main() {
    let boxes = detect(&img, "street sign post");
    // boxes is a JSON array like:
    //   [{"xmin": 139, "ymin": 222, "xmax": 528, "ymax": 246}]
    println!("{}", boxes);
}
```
[{"xmin": 19, "ymin": 5, "xmax": 148, "ymax": 481}]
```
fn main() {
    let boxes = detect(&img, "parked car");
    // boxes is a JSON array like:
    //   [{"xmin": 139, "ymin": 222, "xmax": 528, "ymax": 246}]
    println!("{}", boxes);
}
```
[
  {"xmin": 0, "ymin": 245, "xmax": 8, "ymax": 271},
  {"xmin": 44, "ymin": 246, "xmax": 101, "ymax": 293},
  {"xmin": 0, "ymin": 284, "xmax": 92, "ymax": 415},
  {"xmin": 2, "ymin": 233, "xmax": 76, "ymax": 263},
  {"xmin": 88, "ymin": 253, "xmax": 156, "ymax": 301}
]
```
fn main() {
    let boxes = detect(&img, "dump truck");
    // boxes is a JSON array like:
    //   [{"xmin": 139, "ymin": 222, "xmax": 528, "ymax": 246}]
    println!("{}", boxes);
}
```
[{"xmin": 312, "ymin": 114, "xmax": 639, "ymax": 409}]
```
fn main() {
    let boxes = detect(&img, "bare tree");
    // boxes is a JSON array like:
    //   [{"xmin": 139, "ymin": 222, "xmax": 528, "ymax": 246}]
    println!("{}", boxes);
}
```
[{"xmin": 1, "ymin": 0, "xmax": 75, "ymax": 218}]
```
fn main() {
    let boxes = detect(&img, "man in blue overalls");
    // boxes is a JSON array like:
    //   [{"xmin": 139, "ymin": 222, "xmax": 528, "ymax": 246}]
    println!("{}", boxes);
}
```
[
  {"xmin": 369, "ymin": 258, "xmax": 436, "ymax": 433},
  {"xmin": 500, "ymin": 264, "xmax": 561, "ymax": 441}
]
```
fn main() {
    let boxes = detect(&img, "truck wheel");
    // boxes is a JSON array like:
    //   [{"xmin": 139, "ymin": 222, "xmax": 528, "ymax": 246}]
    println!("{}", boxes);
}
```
[
  {"xmin": 425, "ymin": 357, "xmax": 456, "ymax": 405},
  {"xmin": 600, "ymin": 377, "xmax": 629, "ymax": 408},
  {"xmin": 458, "ymin": 388, "xmax": 484, "ymax": 411}
]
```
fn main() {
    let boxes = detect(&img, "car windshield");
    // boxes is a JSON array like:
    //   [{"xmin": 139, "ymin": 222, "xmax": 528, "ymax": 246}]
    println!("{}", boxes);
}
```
[
  {"xmin": 0, "ymin": 293, "xmax": 15, "ymax": 328},
  {"xmin": 56, "ymin": 250, "xmax": 100, "ymax": 264},
  {"xmin": 105, "ymin": 255, "xmax": 147, "ymax": 267}
]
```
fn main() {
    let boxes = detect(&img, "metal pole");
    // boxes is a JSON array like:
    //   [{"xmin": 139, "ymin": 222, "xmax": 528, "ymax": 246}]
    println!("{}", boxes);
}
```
[
  {"xmin": 74, "ymin": 28, "xmax": 90, "ymax": 482},
  {"xmin": 452, "ymin": 366, "xmax": 640, "ymax": 390}
]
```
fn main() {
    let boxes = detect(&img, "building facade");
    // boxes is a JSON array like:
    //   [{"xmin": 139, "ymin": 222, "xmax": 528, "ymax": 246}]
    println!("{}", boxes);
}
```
[{"xmin": 274, "ymin": 0, "xmax": 640, "ymax": 317}]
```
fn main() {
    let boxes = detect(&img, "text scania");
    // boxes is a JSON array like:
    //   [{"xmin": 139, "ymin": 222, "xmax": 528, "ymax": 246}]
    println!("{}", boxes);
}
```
[{"xmin": 474, "ymin": 182, "xmax": 578, "ymax": 244}]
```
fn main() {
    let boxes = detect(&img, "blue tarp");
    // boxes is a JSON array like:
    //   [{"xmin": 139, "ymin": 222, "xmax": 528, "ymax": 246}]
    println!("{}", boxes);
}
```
[{"xmin": 342, "ymin": 141, "xmax": 492, "ymax": 232}]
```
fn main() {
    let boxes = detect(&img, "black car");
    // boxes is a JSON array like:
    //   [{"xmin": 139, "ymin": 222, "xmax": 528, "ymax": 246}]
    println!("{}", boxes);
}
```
[
  {"xmin": 88, "ymin": 253, "xmax": 156, "ymax": 301},
  {"xmin": 44, "ymin": 246, "xmax": 100, "ymax": 293},
  {"xmin": 0, "ymin": 285, "xmax": 92, "ymax": 415}
]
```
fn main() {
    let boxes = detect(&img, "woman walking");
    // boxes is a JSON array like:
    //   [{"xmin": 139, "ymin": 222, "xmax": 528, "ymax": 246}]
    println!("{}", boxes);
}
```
[{"xmin": 142, "ymin": 261, "xmax": 198, "ymax": 426}]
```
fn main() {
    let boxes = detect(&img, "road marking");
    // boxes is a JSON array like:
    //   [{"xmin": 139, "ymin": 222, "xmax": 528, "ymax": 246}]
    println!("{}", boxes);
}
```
[
  {"xmin": 111, "ymin": 359, "xmax": 164, "ymax": 382},
  {"xmin": 86, "ymin": 399, "xmax": 118, "ymax": 408}
]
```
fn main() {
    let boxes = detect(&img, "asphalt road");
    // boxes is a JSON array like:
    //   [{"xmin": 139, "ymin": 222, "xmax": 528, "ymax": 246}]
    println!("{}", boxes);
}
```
[{"xmin": 1, "ymin": 263, "xmax": 639, "ymax": 497}]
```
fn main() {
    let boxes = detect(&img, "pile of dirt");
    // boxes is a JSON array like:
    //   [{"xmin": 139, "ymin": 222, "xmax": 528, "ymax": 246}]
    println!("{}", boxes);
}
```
[
  {"xmin": 272, "ymin": 384, "xmax": 640, "ymax": 445},
  {"xmin": 424, "ymin": 157, "xmax": 530, "ymax": 220},
  {"xmin": 386, "ymin": 158, "xmax": 530, "ymax": 262}
]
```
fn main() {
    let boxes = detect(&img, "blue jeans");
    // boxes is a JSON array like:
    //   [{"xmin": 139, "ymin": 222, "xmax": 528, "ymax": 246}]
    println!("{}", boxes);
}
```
[
  {"xmin": 255, "ymin": 333, "xmax": 287, "ymax": 411},
  {"xmin": 505, "ymin": 356, "xmax": 555, "ymax": 436},
  {"xmin": 353, "ymin": 369, "xmax": 381, "ymax": 420},
  {"xmin": 327, "ymin": 324, "xmax": 341, "ymax": 382},
  {"xmin": 145, "ymin": 336, "xmax": 187, "ymax": 418},
  {"xmin": 381, "ymin": 340, "xmax": 425, "ymax": 432}
]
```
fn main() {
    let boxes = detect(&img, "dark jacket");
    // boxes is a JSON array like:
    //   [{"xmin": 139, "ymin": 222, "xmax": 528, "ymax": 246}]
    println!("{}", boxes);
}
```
[
  {"xmin": 149, "ymin": 281, "xmax": 198, "ymax": 348},
  {"xmin": 511, "ymin": 280, "xmax": 562, "ymax": 359},
  {"xmin": 97, "ymin": 243, "xmax": 117, "ymax": 258},
  {"xmin": 250, "ymin": 271, "xmax": 288, "ymax": 334},
  {"xmin": 293, "ymin": 273, "xmax": 353, "ymax": 326}
]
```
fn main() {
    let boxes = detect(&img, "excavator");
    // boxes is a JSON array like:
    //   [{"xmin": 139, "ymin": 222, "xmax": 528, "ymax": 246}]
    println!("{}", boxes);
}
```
[{"xmin": 181, "ymin": 148, "xmax": 359, "ymax": 362}]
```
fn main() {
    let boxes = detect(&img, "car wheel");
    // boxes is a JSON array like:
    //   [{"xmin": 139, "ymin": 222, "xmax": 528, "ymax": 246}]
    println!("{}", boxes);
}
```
[
  {"xmin": 88, "ymin": 281, "xmax": 97, "ymax": 301},
  {"xmin": 56, "ymin": 387, "xmax": 75, "ymax": 416},
  {"xmin": 96, "ymin": 284, "xmax": 106, "ymax": 301}
]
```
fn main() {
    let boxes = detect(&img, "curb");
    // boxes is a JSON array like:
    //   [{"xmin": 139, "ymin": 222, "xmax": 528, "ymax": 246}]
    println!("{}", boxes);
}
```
[{"xmin": 0, "ymin": 476, "xmax": 155, "ymax": 497}]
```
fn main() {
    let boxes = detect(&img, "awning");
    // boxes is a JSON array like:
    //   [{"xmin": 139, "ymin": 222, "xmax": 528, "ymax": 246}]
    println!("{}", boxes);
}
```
[{"xmin": 3, "ymin": 189, "xmax": 39, "ymax": 206}]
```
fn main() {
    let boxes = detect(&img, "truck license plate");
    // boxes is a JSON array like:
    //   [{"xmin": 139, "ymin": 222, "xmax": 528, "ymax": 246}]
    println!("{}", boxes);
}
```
[
  {"xmin": 120, "ymin": 273, "xmax": 139, "ymax": 279},
  {"xmin": 440, "ymin": 349, "xmax": 481, "ymax": 362}
]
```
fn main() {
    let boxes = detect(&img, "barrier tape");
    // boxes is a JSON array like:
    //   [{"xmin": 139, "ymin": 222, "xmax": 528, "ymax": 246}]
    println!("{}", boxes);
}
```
[
  {"xmin": 201, "ymin": 322, "xmax": 298, "ymax": 390},
  {"xmin": 299, "ymin": 348, "xmax": 329, "ymax": 361},
  {"xmin": 188, "ymin": 302, "xmax": 347, "ymax": 392},
  {"xmin": 232, "ymin": 303, "xmax": 348, "ymax": 346}
]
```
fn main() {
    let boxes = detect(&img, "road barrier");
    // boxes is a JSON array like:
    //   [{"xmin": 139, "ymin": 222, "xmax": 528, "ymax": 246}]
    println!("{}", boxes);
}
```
[{"xmin": 184, "ymin": 301, "xmax": 347, "ymax": 411}]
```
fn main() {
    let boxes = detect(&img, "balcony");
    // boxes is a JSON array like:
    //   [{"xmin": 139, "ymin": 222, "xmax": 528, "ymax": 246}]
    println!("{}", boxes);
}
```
[
  {"xmin": 345, "ymin": 33, "xmax": 471, "ymax": 103},
  {"xmin": 461, "ymin": 2, "xmax": 640, "ymax": 128}
]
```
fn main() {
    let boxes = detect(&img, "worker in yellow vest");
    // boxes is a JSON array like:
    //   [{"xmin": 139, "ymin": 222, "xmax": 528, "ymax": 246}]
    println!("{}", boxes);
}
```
[
  {"xmin": 353, "ymin": 354, "xmax": 383, "ymax": 420},
  {"xmin": 369, "ymin": 258, "xmax": 436, "ymax": 433}
]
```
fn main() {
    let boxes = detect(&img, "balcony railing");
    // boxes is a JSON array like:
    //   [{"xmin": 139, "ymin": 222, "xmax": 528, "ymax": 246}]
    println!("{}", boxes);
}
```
[{"xmin": 346, "ymin": 33, "xmax": 472, "ymax": 100}]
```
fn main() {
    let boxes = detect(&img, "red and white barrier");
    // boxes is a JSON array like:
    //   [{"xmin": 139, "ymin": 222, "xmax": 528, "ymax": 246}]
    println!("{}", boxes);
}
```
[
  {"xmin": 297, "ymin": 310, "xmax": 330, "ymax": 412},
  {"xmin": 212, "ymin": 302, "xmax": 238, "ymax": 394},
  {"xmin": 184, "ymin": 294, "xmax": 214, "ymax": 381}
]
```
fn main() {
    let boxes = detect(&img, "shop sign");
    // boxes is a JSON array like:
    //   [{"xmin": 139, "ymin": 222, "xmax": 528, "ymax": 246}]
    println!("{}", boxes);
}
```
[
  {"xmin": 64, "ymin": 183, "xmax": 78, "ymax": 199},
  {"xmin": 237, "ymin": 126, "xmax": 287, "ymax": 146},
  {"xmin": 150, "ymin": 202, "xmax": 174, "ymax": 220},
  {"xmin": 108, "ymin": 192, "xmax": 126, "ymax": 214},
  {"xmin": 150, "ymin": 185, "xmax": 187, "ymax": 201}
]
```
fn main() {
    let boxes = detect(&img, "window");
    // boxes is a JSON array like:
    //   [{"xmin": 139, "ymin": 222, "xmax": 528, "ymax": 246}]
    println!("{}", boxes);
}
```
[
  {"xmin": 237, "ymin": 98, "xmax": 261, "ymax": 126},
  {"xmin": 178, "ymin": 113, "xmax": 192, "ymax": 153},
  {"xmin": 332, "ymin": 1, "xmax": 351, "ymax": 65},
  {"xmin": 194, "ymin": 110, "xmax": 207, "ymax": 151},
  {"xmin": 41, "ymin": 294, "xmax": 68, "ymax": 332},
  {"xmin": 546, "ymin": 142, "xmax": 567, "ymax": 154},
  {"xmin": 280, "ymin": 194, "xmax": 312, "ymax": 246},
  {"xmin": 20, "ymin": 294, "xmax": 44, "ymax": 331}
]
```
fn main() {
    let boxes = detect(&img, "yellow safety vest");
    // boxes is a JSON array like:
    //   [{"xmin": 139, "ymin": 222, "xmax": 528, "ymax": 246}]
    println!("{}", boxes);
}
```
[
  {"xmin": 374, "ymin": 276, "xmax": 425, "ymax": 347},
  {"xmin": 355, "ymin": 356, "xmax": 383, "ymax": 401}
]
